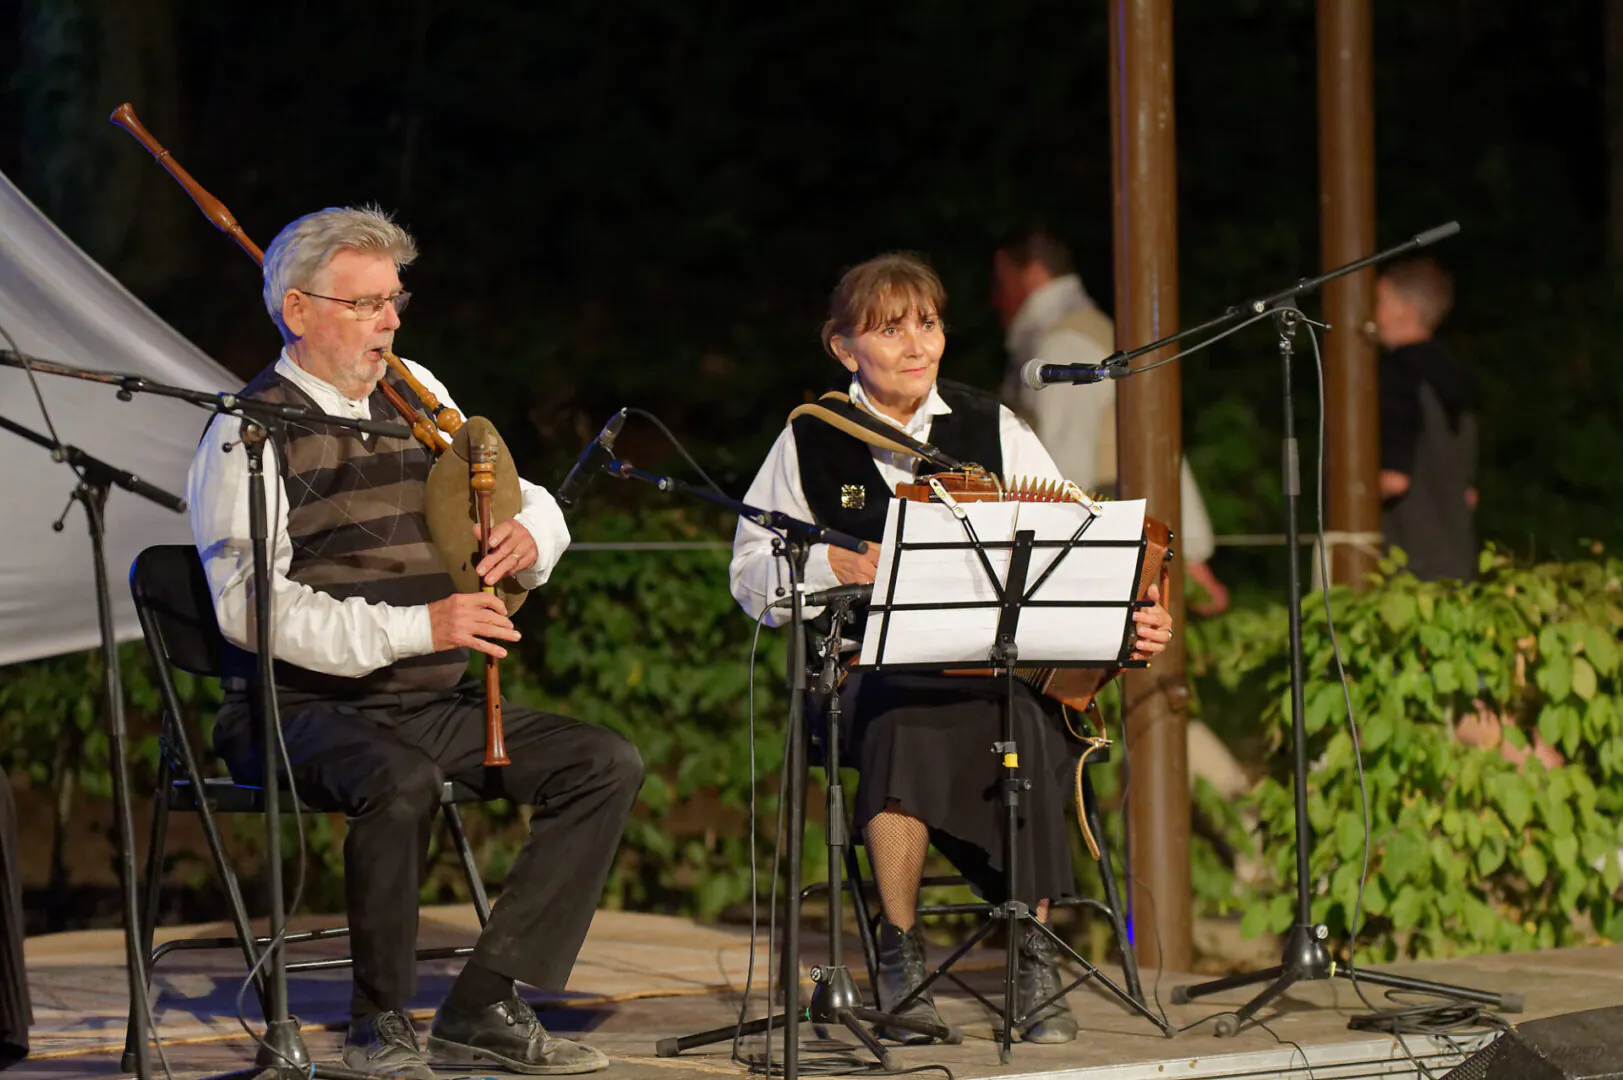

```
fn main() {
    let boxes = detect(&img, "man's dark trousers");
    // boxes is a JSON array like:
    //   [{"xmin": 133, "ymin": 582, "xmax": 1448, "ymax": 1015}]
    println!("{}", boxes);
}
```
[{"xmin": 215, "ymin": 685, "xmax": 644, "ymax": 1017}]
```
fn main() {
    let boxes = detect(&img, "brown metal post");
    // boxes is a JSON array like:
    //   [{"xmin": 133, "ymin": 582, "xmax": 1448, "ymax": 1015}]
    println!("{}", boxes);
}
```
[
  {"xmin": 1108, "ymin": 0, "xmax": 1192, "ymax": 972},
  {"xmin": 1608, "ymin": 0, "xmax": 1623, "ymax": 263},
  {"xmin": 1318, "ymin": 0, "xmax": 1381, "ymax": 586}
]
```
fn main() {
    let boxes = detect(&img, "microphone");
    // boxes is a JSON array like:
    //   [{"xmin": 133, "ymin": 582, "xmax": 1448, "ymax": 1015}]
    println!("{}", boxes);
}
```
[
  {"xmin": 1020, "ymin": 354, "xmax": 1128, "ymax": 391},
  {"xmin": 770, "ymin": 582, "xmax": 873, "ymax": 609},
  {"xmin": 1413, "ymin": 220, "xmax": 1460, "ymax": 248},
  {"xmin": 554, "ymin": 408, "xmax": 627, "ymax": 508}
]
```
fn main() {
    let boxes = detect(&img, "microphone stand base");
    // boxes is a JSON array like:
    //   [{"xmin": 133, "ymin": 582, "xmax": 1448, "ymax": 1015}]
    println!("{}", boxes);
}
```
[
  {"xmin": 206, "ymin": 1018, "xmax": 390, "ymax": 1080},
  {"xmin": 254, "ymin": 1018, "xmax": 310, "ymax": 1069}
]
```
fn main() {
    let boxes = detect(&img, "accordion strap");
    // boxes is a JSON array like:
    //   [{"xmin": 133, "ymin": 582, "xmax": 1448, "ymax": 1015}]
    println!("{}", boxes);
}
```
[{"xmin": 787, "ymin": 391, "xmax": 964, "ymax": 472}]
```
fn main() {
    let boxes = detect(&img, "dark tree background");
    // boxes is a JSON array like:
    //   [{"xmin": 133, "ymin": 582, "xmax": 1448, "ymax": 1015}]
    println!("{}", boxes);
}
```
[{"xmin": 4, "ymin": 0, "xmax": 1616, "ymax": 595}]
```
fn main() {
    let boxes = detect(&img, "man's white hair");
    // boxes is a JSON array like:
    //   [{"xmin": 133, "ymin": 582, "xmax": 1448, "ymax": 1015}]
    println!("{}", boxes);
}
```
[{"xmin": 262, "ymin": 205, "xmax": 418, "ymax": 340}]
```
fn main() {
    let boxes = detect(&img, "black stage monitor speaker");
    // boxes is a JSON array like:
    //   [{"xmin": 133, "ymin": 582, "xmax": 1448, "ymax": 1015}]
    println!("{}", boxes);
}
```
[{"xmin": 1443, "ymin": 1007, "xmax": 1623, "ymax": 1080}]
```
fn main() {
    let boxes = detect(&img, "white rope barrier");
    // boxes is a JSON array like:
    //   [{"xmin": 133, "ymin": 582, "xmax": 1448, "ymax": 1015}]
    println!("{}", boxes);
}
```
[
  {"xmin": 567, "ymin": 532, "xmax": 1385, "ymax": 553},
  {"xmin": 1214, "ymin": 531, "xmax": 1386, "ymax": 548}
]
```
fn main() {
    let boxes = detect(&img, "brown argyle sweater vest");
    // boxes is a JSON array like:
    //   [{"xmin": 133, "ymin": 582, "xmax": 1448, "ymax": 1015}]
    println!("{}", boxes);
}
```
[{"xmin": 225, "ymin": 366, "xmax": 468, "ymax": 695}]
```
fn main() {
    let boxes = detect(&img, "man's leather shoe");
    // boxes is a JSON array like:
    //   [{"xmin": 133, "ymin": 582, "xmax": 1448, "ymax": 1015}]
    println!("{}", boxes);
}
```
[
  {"xmin": 1016, "ymin": 926, "xmax": 1079, "ymax": 1044},
  {"xmin": 873, "ymin": 919, "xmax": 953, "ymax": 1044},
  {"xmin": 343, "ymin": 1011, "xmax": 433, "ymax": 1079},
  {"xmin": 429, "ymin": 995, "xmax": 609, "ymax": 1074}
]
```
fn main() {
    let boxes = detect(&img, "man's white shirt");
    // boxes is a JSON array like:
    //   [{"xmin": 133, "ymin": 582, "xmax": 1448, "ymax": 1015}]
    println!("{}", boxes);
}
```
[
  {"xmin": 188, "ymin": 350, "xmax": 570, "ymax": 677},
  {"xmin": 1002, "ymin": 275, "xmax": 1216, "ymax": 565}
]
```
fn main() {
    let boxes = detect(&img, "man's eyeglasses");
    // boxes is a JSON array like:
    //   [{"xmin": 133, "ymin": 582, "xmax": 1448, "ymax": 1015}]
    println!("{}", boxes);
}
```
[{"xmin": 298, "ymin": 289, "xmax": 412, "ymax": 319}]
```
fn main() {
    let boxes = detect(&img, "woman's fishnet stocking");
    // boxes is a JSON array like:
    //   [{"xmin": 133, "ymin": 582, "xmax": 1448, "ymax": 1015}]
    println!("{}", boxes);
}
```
[
  {"xmin": 864, "ymin": 803, "xmax": 1053, "ymax": 931},
  {"xmin": 864, "ymin": 801, "xmax": 928, "ymax": 930}
]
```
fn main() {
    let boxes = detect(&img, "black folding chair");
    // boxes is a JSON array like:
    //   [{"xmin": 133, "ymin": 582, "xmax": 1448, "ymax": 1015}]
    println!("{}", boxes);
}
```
[{"xmin": 121, "ymin": 545, "xmax": 493, "ymax": 1071}]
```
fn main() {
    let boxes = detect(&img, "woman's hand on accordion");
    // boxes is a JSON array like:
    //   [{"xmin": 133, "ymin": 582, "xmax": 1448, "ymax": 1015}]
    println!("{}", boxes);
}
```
[
  {"xmin": 1130, "ymin": 583, "xmax": 1174, "ymax": 661},
  {"xmin": 829, "ymin": 542, "xmax": 881, "ymax": 585}
]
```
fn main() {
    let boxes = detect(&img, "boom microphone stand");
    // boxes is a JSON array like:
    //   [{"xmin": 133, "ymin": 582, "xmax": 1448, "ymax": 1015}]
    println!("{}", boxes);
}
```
[
  {"xmin": 203, "ymin": 410, "xmax": 403, "ymax": 1080},
  {"xmin": 1030, "ymin": 225, "xmax": 1520, "ymax": 1035},
  {"xmin": 2, "ymin": 351, "xmax": 404, "ymax": 1077},
  {"xmin": 554, "ymin": 436, "xmax": 950, "ymax": 1077},
  {"xmin": 0, "ymin": 397, "xmax": 191, "ymax": 1080}
]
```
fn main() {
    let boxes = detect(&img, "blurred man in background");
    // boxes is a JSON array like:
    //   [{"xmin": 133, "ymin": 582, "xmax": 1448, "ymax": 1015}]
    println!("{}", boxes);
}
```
[{"xmin": 993, "ymin": 228, "xmax": 1229, "ymax": 614}]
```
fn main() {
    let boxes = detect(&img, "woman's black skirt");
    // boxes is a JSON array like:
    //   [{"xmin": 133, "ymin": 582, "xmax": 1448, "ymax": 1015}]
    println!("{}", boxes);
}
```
[{"xmin": 835, "ymin": 670, "xmax": 1083, "ymax": 905}]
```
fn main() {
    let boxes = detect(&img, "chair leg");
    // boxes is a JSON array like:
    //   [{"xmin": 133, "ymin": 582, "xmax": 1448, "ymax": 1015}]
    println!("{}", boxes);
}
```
[
  {"xmin": 139, "ymin": 758, "xmax": 171, "ymax": 969},
  {"xmin": 845, "ymin": 844, "xmax": 879, "ymax": 995},
  {"xmin": 1084, "ymin": 767, "xmax": 1145, "ymax": 1003},
  {"xmin": 168, "ymin": 718, "xmax": 264, "ymax": 997},
  {"xmin": 441, "ymin": 804, "xmax": 491, "ymax": 927},
  {"xmin": 121, "ymin": 761, "xmax": 171, "ymax": 1072}
]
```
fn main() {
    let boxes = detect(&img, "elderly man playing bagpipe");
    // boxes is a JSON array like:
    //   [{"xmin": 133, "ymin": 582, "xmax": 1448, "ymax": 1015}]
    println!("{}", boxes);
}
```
[{"xmin": 190, "ymin": 205, "xmax": 641, "ymax": 1077}]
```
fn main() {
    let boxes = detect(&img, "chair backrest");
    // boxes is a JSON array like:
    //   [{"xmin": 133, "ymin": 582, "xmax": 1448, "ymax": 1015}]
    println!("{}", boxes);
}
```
[{"xmin": 129, "ymin": 545, "xmax": 225, "ymax": 678}]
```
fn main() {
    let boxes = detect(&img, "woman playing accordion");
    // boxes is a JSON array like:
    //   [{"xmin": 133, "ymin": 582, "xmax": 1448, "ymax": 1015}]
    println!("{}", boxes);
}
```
[{"xmin": 729, "ymin": 253, "xmax": 1173, "ymax": 1044}]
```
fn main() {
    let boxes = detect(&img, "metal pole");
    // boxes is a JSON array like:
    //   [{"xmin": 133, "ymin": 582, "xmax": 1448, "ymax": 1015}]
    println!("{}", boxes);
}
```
[
  {"xmin": 1608, "ymin": 0, "xmax": 1623, "ymax": 264},
  {"xmin": 1317, "ymin": 0, "xmax": 1381, "ymax": 587},
  {"xmin": 1108, "ymin": 0, "xmax": 1192, "ymax": 972},
  {"xmin": 83, "ymin": 486, "xmax": 153, "ymax": 1080}
]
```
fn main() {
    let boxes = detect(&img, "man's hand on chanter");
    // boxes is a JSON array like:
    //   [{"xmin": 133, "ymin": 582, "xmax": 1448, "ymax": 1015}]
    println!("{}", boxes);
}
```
[
  {"xmin": 473, "ymin": 519, "xmax": 539, "ymax": 586},
  {"xmin": 429, "ymin": 592, "xmax": 520, "ymax": 658}
]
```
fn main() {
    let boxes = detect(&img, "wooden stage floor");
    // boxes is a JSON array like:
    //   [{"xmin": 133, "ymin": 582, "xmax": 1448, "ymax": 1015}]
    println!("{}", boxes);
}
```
[{"xmin": 11, "ymin": 904, "xmax": 1623, "ymax": 1079}]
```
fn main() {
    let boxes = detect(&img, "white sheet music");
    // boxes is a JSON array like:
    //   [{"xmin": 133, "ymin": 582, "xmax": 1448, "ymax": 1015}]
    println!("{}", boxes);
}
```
[{"xmin": 856, "ymin": 497, "xmax": 1148, "ymax": 668}]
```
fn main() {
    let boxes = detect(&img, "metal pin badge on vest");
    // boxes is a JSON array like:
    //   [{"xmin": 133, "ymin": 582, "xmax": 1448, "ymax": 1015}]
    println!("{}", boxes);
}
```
[{"xmin": 840, "ymin": 484, "xmax": 866, "ymax": 510}]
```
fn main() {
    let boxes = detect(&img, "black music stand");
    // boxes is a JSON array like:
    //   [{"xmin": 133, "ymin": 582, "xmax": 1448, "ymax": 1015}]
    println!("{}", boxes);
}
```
[{"xmin": 855, "ymin": 489, "xmax": 1171, "ymax": 1063}]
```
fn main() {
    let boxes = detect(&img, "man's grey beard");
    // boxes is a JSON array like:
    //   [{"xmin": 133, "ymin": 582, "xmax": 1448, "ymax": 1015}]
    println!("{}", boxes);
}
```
[{"xmin": 336, "ymin": 353, "xmax": 388, "ymax": 396}]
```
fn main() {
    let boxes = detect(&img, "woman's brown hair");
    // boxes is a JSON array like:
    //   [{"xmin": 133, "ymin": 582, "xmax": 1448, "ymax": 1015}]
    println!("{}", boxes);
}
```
[{"xmin": 820, "ymin": 252, "xmax": 947, "ymax": 358}]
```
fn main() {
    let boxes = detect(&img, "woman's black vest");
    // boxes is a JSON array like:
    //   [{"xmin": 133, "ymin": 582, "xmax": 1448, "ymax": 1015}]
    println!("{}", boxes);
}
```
[{"xmin": 790, "ymin": 379, "xmax": 1003, "ymax": 541}]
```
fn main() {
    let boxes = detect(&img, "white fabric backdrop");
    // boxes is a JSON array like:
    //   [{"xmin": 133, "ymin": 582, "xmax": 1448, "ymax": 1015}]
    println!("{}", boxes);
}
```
[{"xmin": 0, "ymin": 170, "xmax": 236, "ymax": 666}]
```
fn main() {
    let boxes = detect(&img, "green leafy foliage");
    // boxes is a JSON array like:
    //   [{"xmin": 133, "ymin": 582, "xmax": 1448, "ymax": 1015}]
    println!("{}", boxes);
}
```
[
  {"xmin": 495, "ymin": 508, "xmax": 795, "ymax": 918},
  {"xmin": 1189, "ymin": 548, "xmax": 1623, "ymax": 961},
  {"xmin": 10, "ymin": 534, "xmax": 1623, "ymax": 960},
  {"xmin": 0, "ymin": 641, "xmax": 220, "ymax": 926},
  {"xmin": 0, "ymin": 508, "xmax": 799, "ymax": 924},
  {"xmin": 0, "ymin": 643, "xmax": 194, "ymax": 799}
]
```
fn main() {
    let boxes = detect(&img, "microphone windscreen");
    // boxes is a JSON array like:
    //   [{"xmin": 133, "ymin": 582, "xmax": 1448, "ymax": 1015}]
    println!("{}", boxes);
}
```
[
  {"xmin": 1021, "ymin": 357, "xmax": 1049, "ymax": 392},
  {"xmin": 1414, "ymin": 220, "xmax": 1461, "ymax": 247}
]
